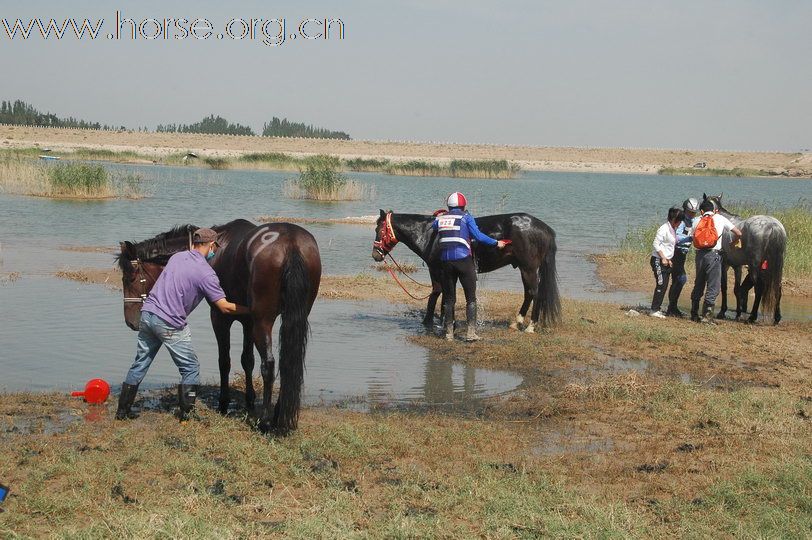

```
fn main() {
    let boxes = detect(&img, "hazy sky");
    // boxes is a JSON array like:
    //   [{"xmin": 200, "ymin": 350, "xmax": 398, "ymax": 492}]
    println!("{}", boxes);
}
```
[{"xmin": 2, "ymin": 0, "xmax": 810, "ymax": 151}]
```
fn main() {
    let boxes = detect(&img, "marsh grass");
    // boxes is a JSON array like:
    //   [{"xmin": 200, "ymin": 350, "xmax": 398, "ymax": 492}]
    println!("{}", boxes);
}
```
[
  {"xmin": 659, "ymin": 167, "xmax": 779, "ymax": 177},
  {"xmin": 203, "ymin": 157, "xmax": 229, "ymax": 169},
  {"xmin": 449, "ymin": 159, "xmax": 519, "ymax": 179},
  {"xmin": 344, "ymin": 157, "xmax": 391, "ymax": 171},
  {"xmin": 283, "ymin": 155, "xmax": 372, "ymax": 201},
  {"xmin": 0, "ymin": 157, "xmax": 144, "ymax": 199}
]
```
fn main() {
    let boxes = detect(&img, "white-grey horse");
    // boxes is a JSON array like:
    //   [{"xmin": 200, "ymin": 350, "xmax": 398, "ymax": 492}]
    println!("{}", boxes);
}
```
[{"xmin": 703, "ymin": 194, "xmax": 787, "ymax": 324}]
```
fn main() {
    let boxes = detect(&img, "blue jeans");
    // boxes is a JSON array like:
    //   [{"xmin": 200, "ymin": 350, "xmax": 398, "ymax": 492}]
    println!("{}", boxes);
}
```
[{"xmin": 124, "ymin": 311, "xmax": 200, "ymax": 385}]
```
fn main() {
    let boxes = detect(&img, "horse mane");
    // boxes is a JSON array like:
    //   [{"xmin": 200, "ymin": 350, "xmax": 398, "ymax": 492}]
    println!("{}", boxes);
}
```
[{"xmin": 116, "ymin": 224, "xmax": 198, "ymax": 274}]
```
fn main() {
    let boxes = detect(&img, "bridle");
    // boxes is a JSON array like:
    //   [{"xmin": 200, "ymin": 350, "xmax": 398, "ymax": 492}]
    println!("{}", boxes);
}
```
[
  {"xmin": 373, "ymin": 212, "xmax": 399, "ymax": 256},
  {"xmin": 123, "ymin": 259, "xmax": 160, "ymax": 304}
]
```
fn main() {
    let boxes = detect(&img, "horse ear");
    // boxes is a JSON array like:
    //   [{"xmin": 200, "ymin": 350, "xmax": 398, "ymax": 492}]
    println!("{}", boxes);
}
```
[
  {"xmin": 121, "ymin": 241, "xmax": 135, "ymax": 257},
  {"xmin": 379, "ymin": 209, "xmax": 385, "ymax": 218},
  {"xmin": 719, "ymin": 193, "xmax": 723, "ymax": 202},
  {"xmin": 702, "ymin": 193, "xmax": 708, "ymax": 201}
]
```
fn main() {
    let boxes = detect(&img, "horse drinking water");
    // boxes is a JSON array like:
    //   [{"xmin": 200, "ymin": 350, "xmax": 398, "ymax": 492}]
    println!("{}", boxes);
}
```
[
  {"xmin": 372, "ymin": 210, "xmax": 561, "ymax": 332},
  {"xmin": 118, "ymin": 220, "xmax": 321, "ymax": 434},
  {"xmin": 703, "ymin": 194, "xmax": 786, "ymax": 324}
]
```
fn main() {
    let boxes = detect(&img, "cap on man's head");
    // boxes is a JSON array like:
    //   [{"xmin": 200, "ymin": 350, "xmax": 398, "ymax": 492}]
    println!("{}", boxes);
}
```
[{"xmin": 192, "ymin": 228, "xmax": 219, "ymax": 245}]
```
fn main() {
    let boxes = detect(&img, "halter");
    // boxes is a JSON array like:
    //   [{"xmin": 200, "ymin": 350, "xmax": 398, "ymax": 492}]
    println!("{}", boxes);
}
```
[
  {"xmin": 122, "ymin": 259, "xmax": 159, "ymax": 304},
  {"xmin": 373, "ymin": 212, "xmax": 399, "ymax": 256}
]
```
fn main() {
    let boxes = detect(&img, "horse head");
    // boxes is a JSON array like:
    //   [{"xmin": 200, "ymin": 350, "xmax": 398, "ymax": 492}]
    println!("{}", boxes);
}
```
[
  {"xmin": 703, "ymin": 192, "xmax": 726, "ymax": 212},
  {"xmin": 116, "ymin": 225, "xmax": 195, "ymax": 330},
  {"xmin": 372, "ymin": 209, "xmax": 398, "ymax": 261},
  {"xmin": 117, "ymin": 242, "xmax": 167, "ymax": 330}
]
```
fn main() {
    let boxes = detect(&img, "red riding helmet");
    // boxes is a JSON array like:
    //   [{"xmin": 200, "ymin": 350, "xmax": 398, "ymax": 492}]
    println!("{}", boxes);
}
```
[{"xmin": 447, "ymin": 192, "xmax": 467, "ymax": 209}]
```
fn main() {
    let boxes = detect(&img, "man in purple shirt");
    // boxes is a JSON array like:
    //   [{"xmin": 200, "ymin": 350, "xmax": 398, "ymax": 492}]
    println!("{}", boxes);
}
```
[{"xmin": 116, "ymin": 228, "xmax": 249, "ymax": 421}]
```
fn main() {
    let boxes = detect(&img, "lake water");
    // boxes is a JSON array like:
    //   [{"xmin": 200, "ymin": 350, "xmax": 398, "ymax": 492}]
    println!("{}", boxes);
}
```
[{"xmin": 1, "ymin": 163, "xmax": 809, "ymax": 402}]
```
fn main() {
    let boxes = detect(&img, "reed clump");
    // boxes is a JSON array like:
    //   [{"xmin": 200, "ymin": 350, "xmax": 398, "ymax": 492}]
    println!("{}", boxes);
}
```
[
  {"xmin": 0, "ymin": 157, "xmax": 144, "ymax": 199},
  {"xmin": 283, "ymin": 155, "xmax": 371, "ymax": 201},
  {"xmin": 658, "ymin": 167, "xmax": 778, "ymax": 177},
  {"xmin": 203, "ymin": 157, "xmax": 229, "ymax": 169}
]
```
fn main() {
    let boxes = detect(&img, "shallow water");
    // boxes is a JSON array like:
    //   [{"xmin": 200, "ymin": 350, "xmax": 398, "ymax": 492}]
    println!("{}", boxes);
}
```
[{"xmin": 1, "ymin": 164, "xmax": 809, "ymax": 401}]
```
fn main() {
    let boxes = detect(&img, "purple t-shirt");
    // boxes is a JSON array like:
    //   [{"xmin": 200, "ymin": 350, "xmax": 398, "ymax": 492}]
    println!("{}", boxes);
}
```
[{"xmin": 142, "ymin": 250, "xmax": 226, "ymax": 328}]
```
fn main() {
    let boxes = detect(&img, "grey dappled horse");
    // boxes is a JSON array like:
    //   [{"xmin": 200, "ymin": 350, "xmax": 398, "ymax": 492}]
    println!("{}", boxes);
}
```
[{"xmin": 703, "ymin": 194, "xmax": 786, "ymax": 324}]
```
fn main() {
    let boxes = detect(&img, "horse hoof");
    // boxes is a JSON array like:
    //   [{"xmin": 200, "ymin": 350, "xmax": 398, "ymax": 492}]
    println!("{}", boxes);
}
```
[
  {"xmin": 745, "ymin": 318, "xmax": 757, "ymax": 325},
  {"xmin": 715, "ymin": 312, "xmax": 726, "ymax": 320},
  {"xmin": 258, "ymin": 419, "xmax": 273, "ymax": 434},
  {"xmin": 524, "ymin": 324, "xmax": 535, "ymax": 334},
  {"xmin": 509, "ymin": 322, "xmax": 519, "ymax": 330}
]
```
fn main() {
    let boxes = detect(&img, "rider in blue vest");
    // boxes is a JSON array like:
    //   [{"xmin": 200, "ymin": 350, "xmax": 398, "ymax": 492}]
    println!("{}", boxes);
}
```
[{"xmin": 433, "ymin": 192, "xmax": 506, "ymax": 341}]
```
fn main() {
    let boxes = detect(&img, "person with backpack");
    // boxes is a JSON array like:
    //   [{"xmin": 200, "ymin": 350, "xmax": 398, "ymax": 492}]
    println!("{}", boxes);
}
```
[
  {"xmin": 650, "ymin": 207, "xmax": 684, "ymax": 318},
  {"xmin": 689, "ymin": 199, "xmax": 742, "ymax": 323},
  {"xmin": 665, "ymin": 197, "xmax": 699, "ymax": 316}
]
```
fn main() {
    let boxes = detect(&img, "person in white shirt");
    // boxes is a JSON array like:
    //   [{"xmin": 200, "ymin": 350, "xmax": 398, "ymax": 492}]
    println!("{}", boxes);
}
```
[
  {"xmin": 690, "ymin": 199, "xmax": 742, "ymax": 323},
  {"xmin": 649, "ymin": 207, "xmax": 684, "ymax": 318}
]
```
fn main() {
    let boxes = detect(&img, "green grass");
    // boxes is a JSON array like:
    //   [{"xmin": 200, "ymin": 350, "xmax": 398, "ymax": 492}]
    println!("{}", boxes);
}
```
[
  {"xmin": 284, "ymin": 155, "xmax": 370, "ymax": 201},
  {"xmin": 48, "ymin": 162, "xmax": 108, "ymax": 193},
  {"xmin": 203, "ymin": 157, "xmax": 229, "ymax": 169},
  {"xmin": 344, "ymin": 157, "xmax": 391, "ymax": 171},
  {"xmin": 449, "ymin": 159, "xmax": 519, "ymax": 179},
  {"xmin": 659, "ymin": 167, "xmax": 779, "ymax": 177}
]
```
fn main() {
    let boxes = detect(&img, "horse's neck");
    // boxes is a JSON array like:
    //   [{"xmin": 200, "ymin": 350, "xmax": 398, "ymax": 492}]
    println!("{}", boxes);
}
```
[
  {"xmin": 393, "ymin": 215, "xmax": 433, "ymax": 259},
  {"xmin": 718, "ymin": 208, "xmax": 743, "ymax": 228}
]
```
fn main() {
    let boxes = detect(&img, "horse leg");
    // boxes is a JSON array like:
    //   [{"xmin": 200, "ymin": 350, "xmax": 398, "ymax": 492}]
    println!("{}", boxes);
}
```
[
  {"xmin": 423, "ymin": 285, "xmax": 442, "ymax": 327},
  {"xmin": 747, "ymin": 276, "xmax": 763, "ymax": 324},
  {"xmin": 211, "ymin": 311, "xmax": 233, "ymax": 415},
  {"xmin": 253, "ymin": 319, "xmax": 277, "ymax": 433},
  {"xmin": 240, "ymin": 318, "xmax": 256, "ymax": 412},
  {"xmin": 510, "ymin": 268, "xmax": 536, "ymax": 331},
  {"xmin": 716, "ymin": 261, "xmax": 728, "ymax": 319},
  {"xmin": 773, "ymin": 283, "xmax": 782, "ymax": 325},
  {"xmin": 732, "ymin": 266, "xmax": 743, "ymax": 319},
  {"xmin": 737, "ymin": 272, "xmax": 755, "ymax": 320}
]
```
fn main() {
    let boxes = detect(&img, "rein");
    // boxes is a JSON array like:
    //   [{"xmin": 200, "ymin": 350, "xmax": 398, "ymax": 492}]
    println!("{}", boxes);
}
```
[{"xmin": 383, "ymin": 256, "xmax": 434, "ymax": 301}]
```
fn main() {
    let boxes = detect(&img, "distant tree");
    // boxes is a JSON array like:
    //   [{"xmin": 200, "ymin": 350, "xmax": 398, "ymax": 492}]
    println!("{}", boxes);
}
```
[
  {"xmin": 0, "ymin": 99, "xmax": 107, "ymax": 129},
  {"xmin": 157, "ymin": 115, "xmax": 254, "ymax": 136},
  {"xmin": 262, "ymin": 116, "xmax": 350, "ymax": 140}
]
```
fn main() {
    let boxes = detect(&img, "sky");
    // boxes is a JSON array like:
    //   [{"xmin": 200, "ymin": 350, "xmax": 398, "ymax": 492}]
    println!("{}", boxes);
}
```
[{"xmin": 1, "ymin": 0, "xmax": 810, "ymax": 151}]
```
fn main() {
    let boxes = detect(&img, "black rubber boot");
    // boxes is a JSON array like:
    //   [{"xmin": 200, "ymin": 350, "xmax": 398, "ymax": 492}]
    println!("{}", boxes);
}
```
[
  {"xmin": 690, "ymin": 299, "xmax": 701, "ymax": 322},
  {"xmin": 177, "ymin": 384, "xmax": 199, "ymax": 421},
  {"xmin": 443, "ymin": 301, "xmax": 455, "ymax": 341},
  {"xmin": 465, "ymin": 302, "xmax": 481, "ymax": 342},
  {"xmin": 115, "ymin": 382, "xmax": 140, "ymax": 420}
]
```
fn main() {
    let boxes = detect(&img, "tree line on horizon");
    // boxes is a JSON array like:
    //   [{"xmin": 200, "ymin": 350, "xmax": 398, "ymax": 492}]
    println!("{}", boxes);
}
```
[
  {"xmin": 1, "ymin": 99, "xmax": 351, "ymax": 140},
  {"xmin": 0, "ymin": 99, "xmax": 125, "ymax": 131}
]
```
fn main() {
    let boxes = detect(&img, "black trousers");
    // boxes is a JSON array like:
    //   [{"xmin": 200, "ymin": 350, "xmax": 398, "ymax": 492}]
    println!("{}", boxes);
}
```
[
  {"xmin": 650, "ymin": 256, "xmax": 672, "ymax": 312},
  {"xmin": 667, "ymin": 250, "xmax": 688, "ymax": 310},
  {"xmin": 441, "ymin": 257, "xmax": 477, "ymax": 319}
]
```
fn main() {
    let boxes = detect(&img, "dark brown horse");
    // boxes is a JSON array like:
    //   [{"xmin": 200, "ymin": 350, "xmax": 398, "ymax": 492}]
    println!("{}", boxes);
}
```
[
  {"xmin": 371, "ymin": 210, "xmax": 560, "ymax": 332},
  {"xmin": 117, "ymin": 220, "xmax": 321, "ymax": 434}
]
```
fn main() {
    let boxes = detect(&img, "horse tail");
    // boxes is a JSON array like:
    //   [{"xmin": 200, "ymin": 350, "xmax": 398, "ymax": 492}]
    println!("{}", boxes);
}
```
[
  {"xmin": 276, "ymin": 249, "xmax": 311, "ymax": 434},
  {"xmin": 759, "ymin": 225, "xmax": 786, "ymax": 319},
  {"xmin": 535, "ymin": 234, "xmax": 561, "ymax": 326}
]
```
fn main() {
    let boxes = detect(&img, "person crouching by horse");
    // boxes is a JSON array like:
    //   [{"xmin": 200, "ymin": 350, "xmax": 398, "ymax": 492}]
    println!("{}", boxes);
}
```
[
  {"xmin": 666, "ymin": 197, "xmax": 699, "ymax": 316},
  {"xmin": 433, "ymin": 192, "xmax": 507, "ymax": 341},
  {"xmin": 689, "ymin": 200, "xmax": 742, "ymax": 323},
  {"xmin": 116, "ymin": 228, "xmax": 250, "ymax": 421},
  {"xmin": 650, "ymin": 207, "xmax": 684, "ymax": 318}
]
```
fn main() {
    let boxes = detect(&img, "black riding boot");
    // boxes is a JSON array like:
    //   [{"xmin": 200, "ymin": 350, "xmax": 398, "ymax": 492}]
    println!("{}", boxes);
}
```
[
  {"xmin": 177, "ymin": 384, "xmax": 199, "ymax": 421},
  {"xmin": 465, "ymin": 301, "xmax": 481, "ymax": 341},
  {"xmin": 115, "ymin": 382, "xmax": 140, "ymax": 420},
  {"xmin": 690, "ymin": 299, "xmax": 701, "ymax": 322},
  {"xmin": 444, "ymin": 301, "xmax": 455, "ymax": 341}
]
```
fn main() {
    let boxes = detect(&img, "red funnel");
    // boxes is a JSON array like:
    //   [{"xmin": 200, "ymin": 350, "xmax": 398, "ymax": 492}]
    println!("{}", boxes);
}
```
[{"xmin": 71, "ymin": 378, "xmax": 111, "ymax": 404}]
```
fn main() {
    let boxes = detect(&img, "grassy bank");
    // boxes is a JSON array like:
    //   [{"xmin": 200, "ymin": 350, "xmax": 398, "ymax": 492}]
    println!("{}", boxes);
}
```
[
  {"xmin": 3, "ymin": 272, "xmax": 812, "ymax": 536},
  {"xmin": 0, "ymin": 147, "xmax": 521, "ymax": 179},
  {"xmin": 658, "ymin": 167, "xmax": 782, "ymax": 177},
  {"xmin": 597, "ymin": 201, "xmax": 812, "ymax": 296},
  {"xmin": 0, "ymin": 156, "xmax": 144, "ymax": 199}
]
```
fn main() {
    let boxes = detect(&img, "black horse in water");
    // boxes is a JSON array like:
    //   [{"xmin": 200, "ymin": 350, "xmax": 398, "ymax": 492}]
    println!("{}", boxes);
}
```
[
  {"xmin": 372, "ymin": 210, "xmax": 560, "ymax": 332},
  {"xmin": 117, "ymin": 219, "xmax": 321, "ymax": 434}
]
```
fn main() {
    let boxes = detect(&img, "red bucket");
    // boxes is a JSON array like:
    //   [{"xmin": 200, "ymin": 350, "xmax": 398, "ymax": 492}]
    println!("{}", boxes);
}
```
[{"xmin": 71, "ymin": 378, "xmax": 111, "ymax": 404}]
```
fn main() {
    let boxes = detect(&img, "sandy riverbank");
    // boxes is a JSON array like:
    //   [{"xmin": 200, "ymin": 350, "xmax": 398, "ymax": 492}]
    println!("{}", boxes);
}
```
[{"xmin": 2, "ymin": 125, "xmax": 810, "ymax": 176}]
